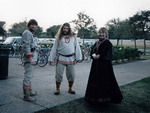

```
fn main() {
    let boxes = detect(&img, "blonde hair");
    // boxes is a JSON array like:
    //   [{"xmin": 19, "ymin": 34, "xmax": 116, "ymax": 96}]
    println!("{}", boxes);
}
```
[
  {"xmin": 55, "ymin": 23, "xmax": 73, "ymax": 40},
  {"xmin": 98, "ymin": 27, "xmax": 109, "ymax": 39}
]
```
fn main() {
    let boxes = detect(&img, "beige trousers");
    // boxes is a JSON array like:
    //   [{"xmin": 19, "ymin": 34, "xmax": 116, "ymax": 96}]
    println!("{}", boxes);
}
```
[
  {"xmin": 55, "ymin": 63, "xmax": 75, "ymax": 82},
  {"xmin": 23, "ymin": 63, "xmax": 34, "ymax": 86}
]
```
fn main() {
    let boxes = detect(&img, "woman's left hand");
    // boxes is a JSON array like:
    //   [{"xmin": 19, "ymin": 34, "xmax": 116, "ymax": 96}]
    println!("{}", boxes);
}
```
[
  {"xmin": 93, "ymin": 54, "xmax": 100, "ymax": 59},
  {"xmin": 96, "ymin": 54, "xmax": 100, "ymax": 59}
]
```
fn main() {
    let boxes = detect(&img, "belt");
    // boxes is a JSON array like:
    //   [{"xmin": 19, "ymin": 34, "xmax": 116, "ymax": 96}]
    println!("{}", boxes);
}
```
[{"xmin": 59, "ymin": 53, "xmax": 75, "ymax": 57}]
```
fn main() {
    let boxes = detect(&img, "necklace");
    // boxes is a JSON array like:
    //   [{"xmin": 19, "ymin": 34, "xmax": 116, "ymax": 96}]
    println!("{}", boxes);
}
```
[
  {"xmin": 64, "ymin": 36, "xmax": 70, "ymax": 43},
  {"xmin": 95, "ymin": 39, "xmax": 107, "ymax": 54}
]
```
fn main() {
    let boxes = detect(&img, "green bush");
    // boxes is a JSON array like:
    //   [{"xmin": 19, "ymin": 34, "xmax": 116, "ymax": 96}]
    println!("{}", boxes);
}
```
[{"xmin": 113, "ymin": 46, "xmax": 143, "ymax": 62}]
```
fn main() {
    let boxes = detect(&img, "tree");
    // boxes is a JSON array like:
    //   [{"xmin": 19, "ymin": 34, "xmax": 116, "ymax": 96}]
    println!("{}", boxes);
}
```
[
  {"xmin": 129, "ymin": 10, "xmax": 150, "ymax": 55},
  {"xmin": 34, "ymin": 26, "xmax": 43, "ymax": 37},
  {"xmin": 9, "ymin": 21, "xmax": 43, "ymax": 37},
  {"xmin": 107, "ymin": 18, "xmax": 135, "ymax": 46},
  {"xmin": 128, "ymin": 18, "xmax": 140, "ymax": 48},
  {"xmin": 71, "ymin": 12, "xmax": 97, "ymax": 42},
  {"xmin": 0, "ymin": 27, "xmax": 6, "ymax": 36},
  {"xmin": 0, "ymin": 21, "xmax": 5, "ymax": 27},
  {"xmin": 0, "ymin": 21, "xmax": 6, "ymax": 36},
  {"xmin": 9, "ymin": 21, "xmax": 27, "ymax": 36},
  {"xmin": 106, "ymin": 18, "xmax": 125, "ymax": 46},
  {"xmin": 46, "ymin": 25, "xmax": 61, "ymax": 38}
]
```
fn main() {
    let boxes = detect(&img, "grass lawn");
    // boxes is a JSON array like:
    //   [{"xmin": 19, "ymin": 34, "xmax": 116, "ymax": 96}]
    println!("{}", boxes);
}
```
[
  {"xmin": 36, "ymin": 77, "xmax": 150, "ymax": 113},
  {"xmin": 141, "ymin": 55, "xmax": 150, "ymax": 59},
  {"xmin": 110, "ymin": 40, "xmax": 150, "ymax": 50}
]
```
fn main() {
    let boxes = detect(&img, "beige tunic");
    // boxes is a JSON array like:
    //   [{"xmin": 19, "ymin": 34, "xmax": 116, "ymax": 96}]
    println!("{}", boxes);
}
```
[{"xmin": 49, "ymin": 36, "xmax": 82, "ymax": 64}]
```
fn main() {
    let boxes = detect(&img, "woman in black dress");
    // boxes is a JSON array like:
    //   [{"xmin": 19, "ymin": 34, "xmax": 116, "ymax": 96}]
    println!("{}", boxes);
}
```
[{"xmin": 84, "ymin": 27, "xmax": 123, "ymax": 104}]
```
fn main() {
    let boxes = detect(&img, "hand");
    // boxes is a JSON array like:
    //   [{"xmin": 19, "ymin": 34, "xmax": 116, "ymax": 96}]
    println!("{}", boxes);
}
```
[
  {"xmin": 49, "ymin": 61, "xmax": 56, "ymax": 66},
  {"xmin": 30, "ymin": 58, "xmax": 36, "ymax": 65},
  {"xmin": 74, "ymin": 60, "xmax": 77, "ymax": 64},
  {"xmin": 96, "ymin": 54, "xmax": 100, "ymax": 59},
  {"xmin": 92, "ymin": 53, "xmax": 96, "ymax": 58},
  {"xmin": 92, "ymin": 53, "xmax": 97, "ymax": 59},
  {"xmin": 93, "ymin": 54, "xmax": 100, "ymax": 60},
  {"xmin": 48, "ymin": 61, "xmax": 52, "ymax": 65}
]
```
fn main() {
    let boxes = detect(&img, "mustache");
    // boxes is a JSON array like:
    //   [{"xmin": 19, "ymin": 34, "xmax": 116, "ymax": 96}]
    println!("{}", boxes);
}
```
[
  {"xmin": 29, "ymin": 28, "xmax": 35, "ymax": 32},
  {"xmin": 62, "ymin": 31, "xmax": 69, "ymax": 35}
]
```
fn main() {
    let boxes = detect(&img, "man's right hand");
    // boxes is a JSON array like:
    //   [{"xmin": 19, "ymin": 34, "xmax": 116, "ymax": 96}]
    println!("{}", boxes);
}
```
[
  {"xmin": 30, "ymin": 58, "xmax": 36, "ymax": 65},
  {"xmin": 49, "ymin": 61, "xmax": 56, "ymax": 66},
  {"xmin": 48, "ymin": 61, "xmax": 51, "ymax": 65}
]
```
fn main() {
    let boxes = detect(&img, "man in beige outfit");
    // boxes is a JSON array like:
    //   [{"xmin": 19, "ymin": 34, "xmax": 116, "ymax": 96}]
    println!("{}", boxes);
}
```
[{"xmin": 49, "ymin": 23, "xmax": 82, "ymax": 95}]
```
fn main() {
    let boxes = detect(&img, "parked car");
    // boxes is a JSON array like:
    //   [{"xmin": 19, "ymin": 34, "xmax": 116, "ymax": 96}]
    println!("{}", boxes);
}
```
[
  {"xmin": 83, "ymin": 41, "xmax": 94, "ymax": 46},
  {"xmin": 0, "ymin": 36, "xmax": 6, "ymax": 44},
  {"xmin": 3, "ymin": 36, "xmax": 22, "ymax": 45},
  {"xmin": 2, "ymin": 36, "xmax": 22, "ymax": 54}
]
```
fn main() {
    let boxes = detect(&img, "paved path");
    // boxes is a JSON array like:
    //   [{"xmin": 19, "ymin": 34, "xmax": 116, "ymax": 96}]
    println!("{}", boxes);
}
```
[{"xmin": 0, "ymin": 58, "xmax": 150, "ymax": 113}]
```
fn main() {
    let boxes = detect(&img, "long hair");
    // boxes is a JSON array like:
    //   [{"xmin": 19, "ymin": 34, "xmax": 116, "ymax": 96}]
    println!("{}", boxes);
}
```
[
  {"xmin": 55, "ymin": 23, "xmax": 73, "ymax": 40},
  {"xmin": 98, "ymin": 27, "xmax": 109, "ymax": 39}
]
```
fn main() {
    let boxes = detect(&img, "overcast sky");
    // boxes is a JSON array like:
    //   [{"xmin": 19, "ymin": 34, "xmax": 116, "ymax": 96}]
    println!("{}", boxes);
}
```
[{"xmin": 0, "ymin": 0, "xmax": 150, "ymax": 31}]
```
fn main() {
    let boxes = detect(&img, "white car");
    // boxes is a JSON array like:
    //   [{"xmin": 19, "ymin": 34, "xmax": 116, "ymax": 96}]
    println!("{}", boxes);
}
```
[
  {"xmin": 2, "ymin": 36, "xmax": 22, "ymax": 54},
  {"xmin": 3, "ymin": 36, "xmax": 22, "ymax": 45}
]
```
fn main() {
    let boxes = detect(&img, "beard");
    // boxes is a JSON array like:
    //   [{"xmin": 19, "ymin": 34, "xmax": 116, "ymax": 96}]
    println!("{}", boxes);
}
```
[
  {"xmin": 29, "ymin": 28, "xmax": 35, "ymax": 33},
  {"xmin": 62, "ymin": 31, "xmax": 69, "ymax": 35}
]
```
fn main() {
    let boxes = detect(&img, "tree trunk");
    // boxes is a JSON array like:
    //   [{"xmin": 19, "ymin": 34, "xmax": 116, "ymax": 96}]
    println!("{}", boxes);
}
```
[
  {"xmin": 134, "ymin": 39, "xmax": 137, "ymax": 48},
  {"xmin": 121, "ymin": 39, "xmax": 123, "ymax": 47},
  {"xmin": 82, "ymin": 35, "xmax": 85, "ymax": 44},
  {"xmin": 143, "ymin": 38, "xmax": 146, "ymax": 55},
  {"xmin": 117, "ymin": 38, "xmax": 119, "ymax": 46}
]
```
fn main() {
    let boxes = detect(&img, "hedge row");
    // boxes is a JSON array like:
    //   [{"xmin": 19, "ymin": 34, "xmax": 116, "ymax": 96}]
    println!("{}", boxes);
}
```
[{"xmin": 113, "ymin": 46, "xmax": 143, "ymax": 62}]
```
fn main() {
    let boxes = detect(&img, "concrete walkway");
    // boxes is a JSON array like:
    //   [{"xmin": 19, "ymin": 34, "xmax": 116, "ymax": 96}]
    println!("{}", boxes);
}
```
[{"xmin": 0, "ymin": 58, "xmax": 150, "ymax": 113}]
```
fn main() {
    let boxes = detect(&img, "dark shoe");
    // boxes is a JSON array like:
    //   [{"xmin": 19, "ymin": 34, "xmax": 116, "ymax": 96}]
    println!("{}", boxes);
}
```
[
  {"xmin": 54, "ymin": 81, "xmax": 61, "ymax": 95},
  {"xmin": 68, "ymin": 88, "xmax": 75, "ymax": 94},
  {"xmin": 54, "ymin": 89, "xmax": 60, "ymax": 95},
  {"xmin": 68, "ymin": 81, "xmax": 75, "ymax": 94}
]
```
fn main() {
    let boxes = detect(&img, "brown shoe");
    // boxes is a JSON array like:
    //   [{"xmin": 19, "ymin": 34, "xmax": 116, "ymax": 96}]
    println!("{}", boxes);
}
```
[
  {"xmin": 30, "ymin": 91, "xmax": 37, "ymax": 96},
  {"xmin": 29, "ymin": 83, "xmax": 37, "ymax": 96},
  {"xmin": 23, "ymin": 96, "xmax": 36, "ymax": 102},
  {"xmin": 68, "ymin": 88, "xmax": 75, "ymax": 94},
  {"xmin": 23, "ymin": 87, "xmax": 36, "ymax": 102},
  {"xmin": 54, "ymin": 89, "xmax": 60, "ymax": 95},
  {"xmin": 68, "ymin": 81, "xmax": 75, "ymax": 94},
  {"xmin": 54, "ymin": 81, "xmax": 61, "ymax": 95}
]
